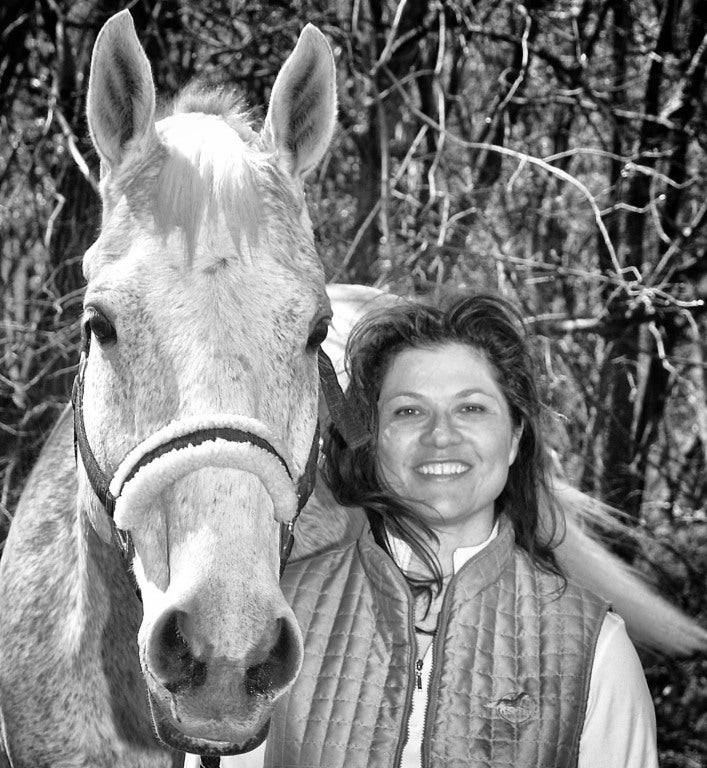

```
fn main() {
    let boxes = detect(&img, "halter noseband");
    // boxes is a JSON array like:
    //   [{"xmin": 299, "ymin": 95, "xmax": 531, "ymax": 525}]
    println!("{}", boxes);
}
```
[{"xmin": 71, "ymin": 346, "xmax": 366, "ymax": 583}]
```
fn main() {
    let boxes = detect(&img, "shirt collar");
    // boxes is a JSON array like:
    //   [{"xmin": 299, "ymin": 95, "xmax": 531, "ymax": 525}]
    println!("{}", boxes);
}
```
[{"xmin": 388, "ymin": 519, "xmax": 500, "ymax": 574}]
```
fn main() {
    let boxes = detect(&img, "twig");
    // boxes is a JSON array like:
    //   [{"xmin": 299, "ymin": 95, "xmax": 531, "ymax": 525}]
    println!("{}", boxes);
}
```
[
  {"xmin": 494, "ymin": 5, "xmax": 531, "ymax": 116},
  {"xmin": 382, "ymin": 64, "xmax": 624, "ymax": 280},
  {"xmin": 372, "ymin": 0, "xmax": 410, "ymax": 74}
]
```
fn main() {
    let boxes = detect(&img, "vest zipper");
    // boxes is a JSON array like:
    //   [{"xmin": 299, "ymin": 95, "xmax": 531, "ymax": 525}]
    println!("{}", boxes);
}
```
[
  {"xmin": 420, "ymin": 573, "xmax": 458, "ymax": 768},
  {"xmin": 393, "ymin": 581, "xmax": 418, "ymax": 768},
  {"xmin": 420, "ymin": 638, "xmax": 438, "ymax": 768}
]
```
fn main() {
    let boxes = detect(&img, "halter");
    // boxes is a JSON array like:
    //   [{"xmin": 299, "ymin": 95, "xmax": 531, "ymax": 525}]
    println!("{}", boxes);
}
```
[
  {"xmin": 71, "ymin": 336, "xmax": 368, "ymax": 768},
  {"xmin": 71, "ymin": 343, "xmax": 368, "ymax": 582}
]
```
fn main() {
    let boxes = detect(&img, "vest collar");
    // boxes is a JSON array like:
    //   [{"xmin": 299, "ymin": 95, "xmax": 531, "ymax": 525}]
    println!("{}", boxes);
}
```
[{"xmin": 357, "ymin": 514, "xmax": 517, "ymax": 600}]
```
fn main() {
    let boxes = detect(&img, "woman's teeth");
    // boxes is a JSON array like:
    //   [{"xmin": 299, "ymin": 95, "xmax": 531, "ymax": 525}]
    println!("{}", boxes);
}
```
[{"xmin": 416, "ymin": 462, "xmax": 469, "ymax": 476}]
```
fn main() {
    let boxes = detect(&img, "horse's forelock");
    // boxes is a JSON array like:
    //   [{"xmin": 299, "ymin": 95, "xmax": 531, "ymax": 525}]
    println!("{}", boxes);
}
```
[
  {"xmin": 93, "ymin": 85, "xmax": 309, "ymax": 273},
  {"xmin": 151, "ymin": 109, "xmax": 300, "ymax": 266}
]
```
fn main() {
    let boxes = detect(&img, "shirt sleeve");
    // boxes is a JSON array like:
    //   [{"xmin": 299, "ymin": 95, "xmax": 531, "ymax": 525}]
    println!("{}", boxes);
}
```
[{"xmin": 578, "ymin": 611, "xmax": 659, "ymax": 768}]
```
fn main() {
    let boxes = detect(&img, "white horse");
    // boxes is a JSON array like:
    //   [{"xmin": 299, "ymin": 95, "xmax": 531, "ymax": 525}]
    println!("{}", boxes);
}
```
[{"xmin": 0, "ymin": 11, "xmax": 336, "ymax": 766}]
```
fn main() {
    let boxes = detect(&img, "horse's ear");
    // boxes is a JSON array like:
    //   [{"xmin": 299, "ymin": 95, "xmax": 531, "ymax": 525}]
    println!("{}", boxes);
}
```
[
  {"xmin": 86, "ymin": 10, "xmax": 157, "ymax": 172},
  {"xmin": 262, "ymin": 24, "xmax": 337, "ymax": 179}
]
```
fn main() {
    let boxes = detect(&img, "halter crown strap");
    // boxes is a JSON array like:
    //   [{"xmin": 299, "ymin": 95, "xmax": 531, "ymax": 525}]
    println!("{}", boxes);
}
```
[{"xmin": 317, "ymin": 348, "xmax": 371, "ymax": 449}]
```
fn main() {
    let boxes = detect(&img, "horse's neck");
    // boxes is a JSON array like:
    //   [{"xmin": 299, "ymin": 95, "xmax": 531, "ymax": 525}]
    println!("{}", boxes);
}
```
[
  {"xmin": 38, "ymin": 409, "xmax": 154, "ymax": 733},
  {"xmin": 12, "ymin": 406, "xmax": 142, "ymax": 647},
  {"xmin": 77, "ymin": 499, "xmax": 143, "ymax": 640},
  {"xmin": 1, "ymin": 408, "xmax": 167, "ymax": 762}
]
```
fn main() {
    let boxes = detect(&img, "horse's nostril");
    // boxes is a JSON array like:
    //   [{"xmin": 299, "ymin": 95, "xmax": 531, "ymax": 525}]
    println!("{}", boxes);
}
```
[
  {"xmin": 151, "ymin": 609, "xmax": 208, "ymax": 694},
  {"xmin": 244, "ymin": 617, "xmax": 297, "ymax": 698}
]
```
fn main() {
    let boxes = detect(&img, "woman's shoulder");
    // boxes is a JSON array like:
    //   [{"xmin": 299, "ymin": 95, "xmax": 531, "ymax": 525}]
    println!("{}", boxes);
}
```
[
  {"xmin": 511, "ymin": 543, "xmax": 610, "ymax": 615},
  {"xmin": 280, "ymin": 535, "xmax": 360, "ymax": 609}
]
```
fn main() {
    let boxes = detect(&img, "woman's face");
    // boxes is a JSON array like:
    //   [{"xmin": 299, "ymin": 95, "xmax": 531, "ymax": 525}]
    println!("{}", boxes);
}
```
[{"xmin": 376, "ymin": 342, "xmax": 522, "ymax": 544}]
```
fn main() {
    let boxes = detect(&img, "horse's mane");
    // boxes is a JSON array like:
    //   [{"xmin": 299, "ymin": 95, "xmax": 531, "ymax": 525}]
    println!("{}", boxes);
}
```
[{"xmin": 169, "ymin": 83, "xmax": 257, "ymax": 143}]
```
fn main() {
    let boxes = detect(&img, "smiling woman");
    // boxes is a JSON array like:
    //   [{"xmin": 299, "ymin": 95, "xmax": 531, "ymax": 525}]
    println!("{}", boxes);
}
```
[
  {"xmin": 376, "ymin": 343, "xmax": 522, "ymax": 562},
  {"xmin": 243, "ymin": 290, "xmax": 659, "ymax": 768}
]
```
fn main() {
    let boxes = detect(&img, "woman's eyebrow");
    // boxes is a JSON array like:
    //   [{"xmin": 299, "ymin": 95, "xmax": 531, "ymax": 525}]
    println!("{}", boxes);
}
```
[
  {"xmin": 383, "ymin": 387, "xmax": 498, "ymax": 401},
  {"xmin": 384, "ymin": 391, "xmax": 424, "ymax": 400},
  {"xmin": 455, "ymin": 388, "xmax": 497, "ymax": 398}
]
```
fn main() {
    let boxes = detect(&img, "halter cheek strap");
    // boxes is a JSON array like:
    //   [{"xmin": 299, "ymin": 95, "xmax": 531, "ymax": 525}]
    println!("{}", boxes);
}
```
[{"xmin": 71, "ymin": 356, "xmax": 116, "ymax": 516}]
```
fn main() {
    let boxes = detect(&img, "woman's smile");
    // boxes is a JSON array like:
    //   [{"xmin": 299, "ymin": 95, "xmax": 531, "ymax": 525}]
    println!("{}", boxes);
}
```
[{"xmin": 414, "ymin": 460, "xmax": 471, "ymax": 477}]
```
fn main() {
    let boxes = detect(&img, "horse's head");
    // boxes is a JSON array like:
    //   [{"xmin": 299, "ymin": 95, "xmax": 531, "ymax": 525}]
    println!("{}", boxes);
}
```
[{"xmin": 78, "ymin": 10, "xmax": 336, "ymax": 755}]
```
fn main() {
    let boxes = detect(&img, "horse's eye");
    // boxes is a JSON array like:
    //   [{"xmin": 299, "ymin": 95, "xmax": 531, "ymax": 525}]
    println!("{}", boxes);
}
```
[
  {"xmin": 306, "ymin": 318, "xmax": 329, "ymax": 352},
  {"xmin": 84, "ymin": 306, "xmax": 117, "ymax": 346}
]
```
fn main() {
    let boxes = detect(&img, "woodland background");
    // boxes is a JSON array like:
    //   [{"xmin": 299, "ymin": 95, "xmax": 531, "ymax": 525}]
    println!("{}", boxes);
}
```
[{"xmin": 1, "ymin": 0, "xmax": 706, "ymax": 764}]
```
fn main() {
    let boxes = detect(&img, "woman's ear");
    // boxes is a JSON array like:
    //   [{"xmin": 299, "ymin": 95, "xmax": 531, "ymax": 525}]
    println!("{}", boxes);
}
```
[{"xmin": 508, "ymin": 422, "xmax": 524, "ymax": 466}]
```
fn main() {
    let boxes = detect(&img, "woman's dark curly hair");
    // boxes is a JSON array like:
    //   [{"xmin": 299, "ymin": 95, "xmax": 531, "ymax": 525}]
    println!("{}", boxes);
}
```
[{"xmin": 320, "ymin": 290, "xmax": 565, "ymax": 602}]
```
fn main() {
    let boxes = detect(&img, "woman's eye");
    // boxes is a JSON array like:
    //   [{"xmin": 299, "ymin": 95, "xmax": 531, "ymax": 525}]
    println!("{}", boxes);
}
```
[
  {"xmin": 393, "ymin": 407, "xmax": 420, "ymax": 418},
  {"xmin": 84, "ymin": 307, "xmax": 117, "ymax": 346},
  {"xmin": 306, "ymin": 318, "xmax": 329, "ymax": 352},
  {"xmin": 461, "ymin": 404, "xmax": 485, "ymax": 414}
]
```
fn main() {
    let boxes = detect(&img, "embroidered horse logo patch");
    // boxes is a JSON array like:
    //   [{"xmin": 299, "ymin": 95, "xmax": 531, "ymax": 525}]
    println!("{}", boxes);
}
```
[{"xmin": 485, "ymin": 691, "xmax": 536, "ymax": 724}]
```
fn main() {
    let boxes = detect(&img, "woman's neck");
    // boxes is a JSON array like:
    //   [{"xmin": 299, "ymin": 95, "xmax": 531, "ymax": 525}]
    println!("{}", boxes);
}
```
[{"xmin": 431, "ymin": 516, "xmax": 497, "ymax": 574}]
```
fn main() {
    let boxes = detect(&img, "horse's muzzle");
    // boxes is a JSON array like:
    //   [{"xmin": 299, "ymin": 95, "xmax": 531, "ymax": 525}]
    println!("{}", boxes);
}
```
[
  {"xmin": 141, "ymin": 605, "xmax": 302, "ymax": 749},
  {"xmin": 147, "ymin": 689, "xmax": 272, "ymax": 755}
]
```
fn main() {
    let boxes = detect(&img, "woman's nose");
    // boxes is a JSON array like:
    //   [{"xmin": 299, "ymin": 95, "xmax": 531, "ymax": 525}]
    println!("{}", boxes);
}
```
[{"xmin": 420, "ymin": 414, "xmax": 463, "ymax": 447}]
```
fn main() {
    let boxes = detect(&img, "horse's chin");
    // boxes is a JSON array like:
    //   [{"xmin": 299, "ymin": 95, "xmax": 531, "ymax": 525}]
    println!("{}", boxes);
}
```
[{"xmin": 147, "ymin": 690, "xmax": 271, "ymax": 756}]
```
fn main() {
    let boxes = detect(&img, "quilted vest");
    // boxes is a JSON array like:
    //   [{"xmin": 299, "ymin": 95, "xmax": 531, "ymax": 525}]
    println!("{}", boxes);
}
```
[{"xmin": 265, "ymin": 515, "xmax": 608, "ymax": 768}]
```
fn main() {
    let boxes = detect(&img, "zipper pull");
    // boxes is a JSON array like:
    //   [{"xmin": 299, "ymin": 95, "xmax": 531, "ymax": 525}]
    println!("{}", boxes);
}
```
[{"xmin": 415, "ymin": 659, "xmax": 424, "ymax": 689}]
